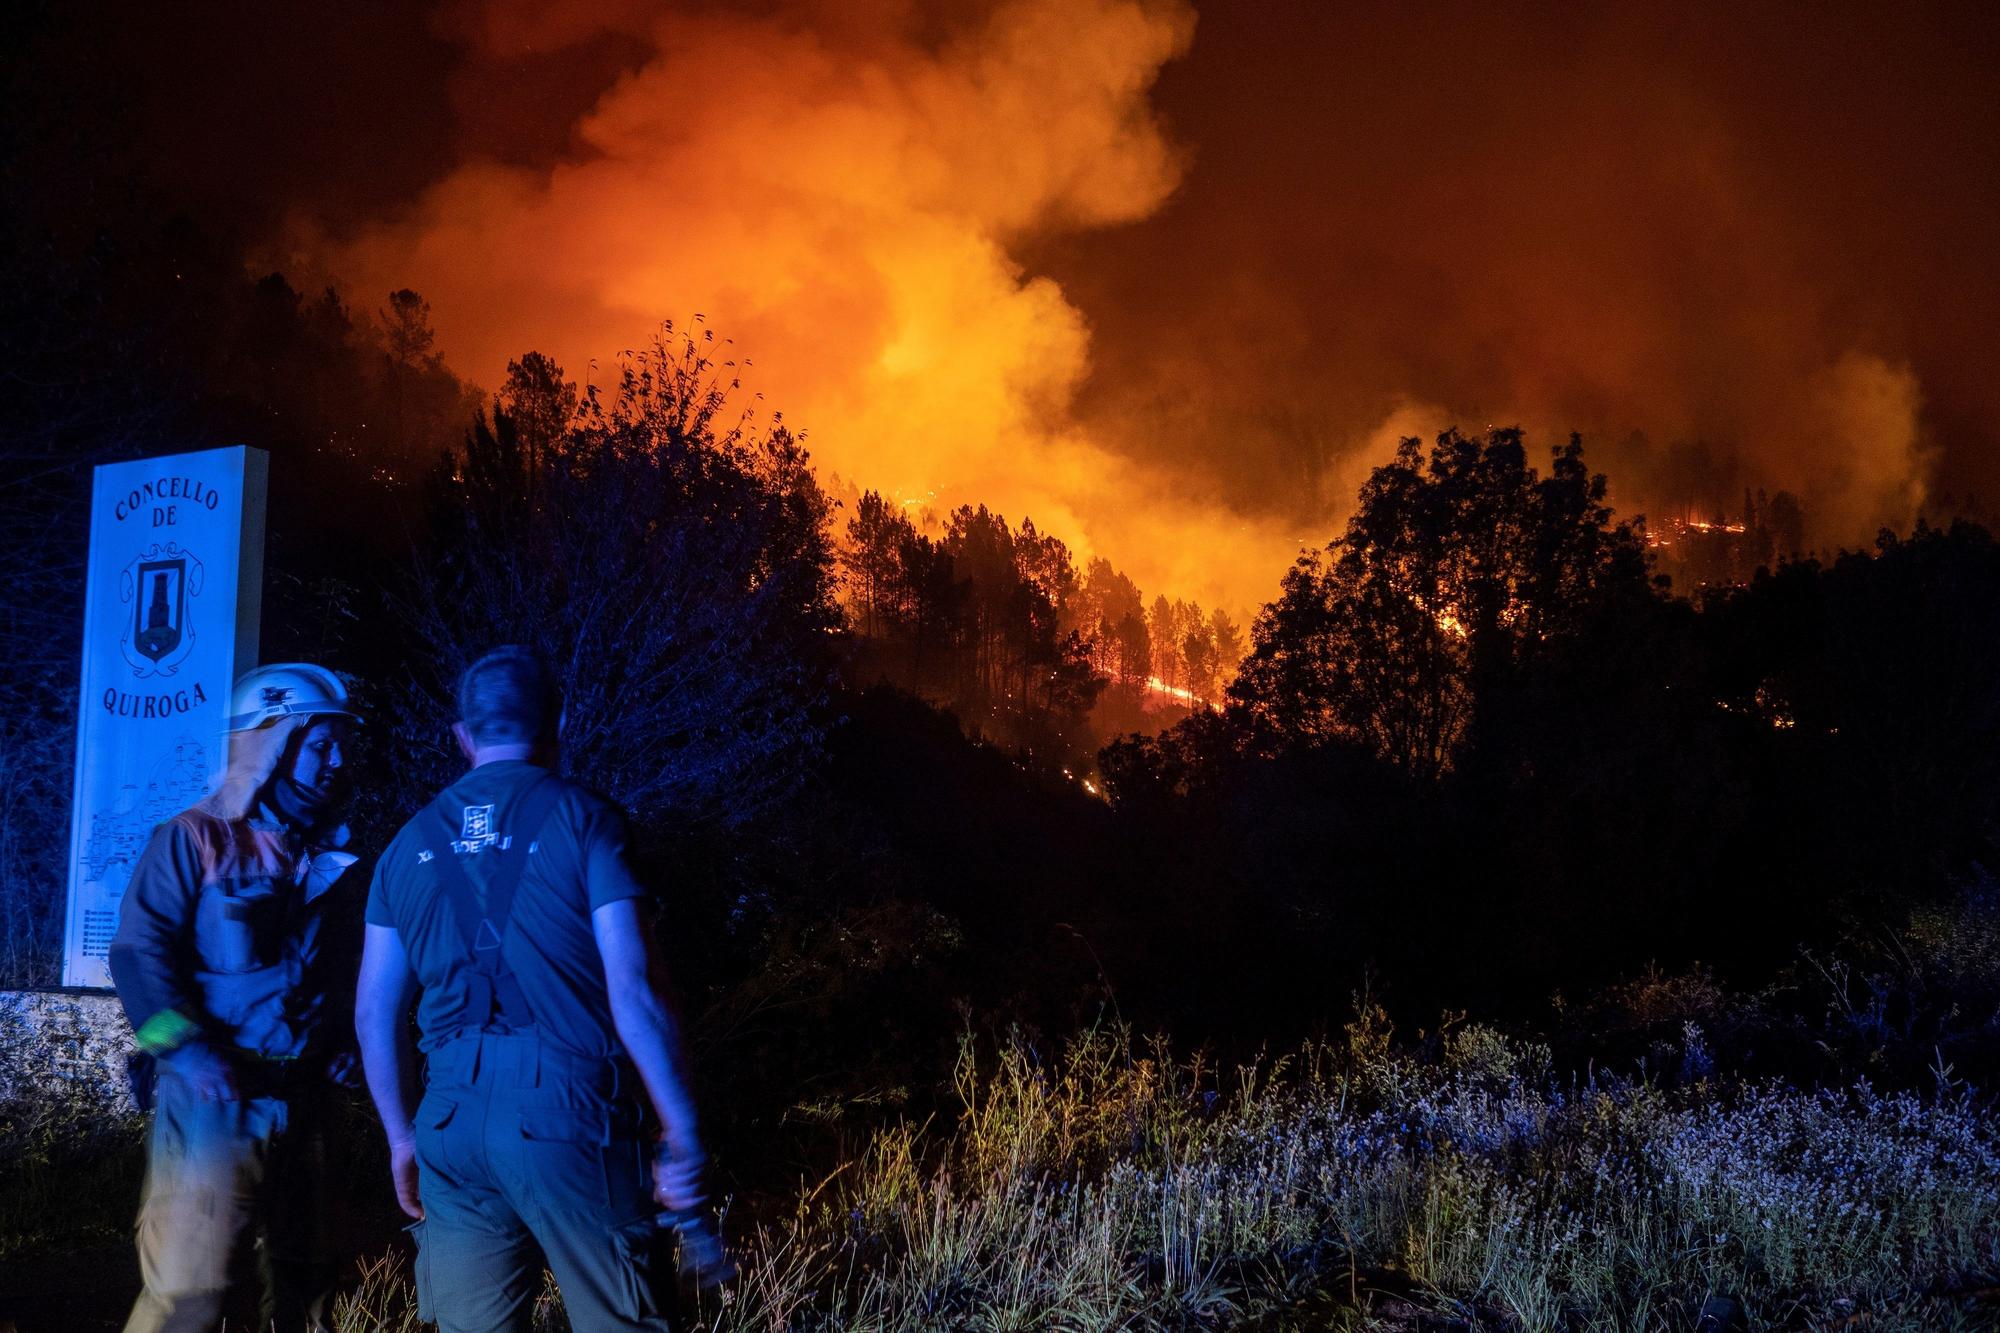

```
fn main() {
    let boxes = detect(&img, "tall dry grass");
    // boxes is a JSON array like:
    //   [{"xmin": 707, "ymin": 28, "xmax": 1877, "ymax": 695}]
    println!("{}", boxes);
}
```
[{"xmin": 332, "ymin": 1022, "xmax": 2000, "ymax": 1331}]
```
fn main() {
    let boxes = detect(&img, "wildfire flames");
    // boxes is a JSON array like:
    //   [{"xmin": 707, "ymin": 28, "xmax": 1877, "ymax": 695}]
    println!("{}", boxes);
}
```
[
  {"xmin": 1647, "ymin": 518, "xmax": 1748, "ymax": 550},
  {"xmin": 1144, "ymin": 674, "xmax": 1204, "ymax": 708},
  {"xmin": 298, "ymin": 0, "xmax": 1299, "ymax": 615},
  {"xmin": 272, "ymin": 0, "xmax": 1979, "ymax": 616}
]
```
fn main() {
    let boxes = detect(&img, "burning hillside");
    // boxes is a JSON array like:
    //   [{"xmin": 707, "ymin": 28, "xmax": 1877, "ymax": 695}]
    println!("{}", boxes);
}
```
[{"xmin": 245, "ymin": 0, "xmax": 1989, "ymax": 615}]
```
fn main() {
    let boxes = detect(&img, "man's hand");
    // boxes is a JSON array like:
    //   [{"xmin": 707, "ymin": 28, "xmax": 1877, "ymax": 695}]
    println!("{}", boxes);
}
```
[
  {"xmin": 357, "ymin": 924, "xmax": 425, "ymax": 1221},
  {"xmin": 596, "ymin": 899, "xmax": 707, "ymax": 1213},
  {"xmin": 389, "ymin": 1134, "xmax": 424, "ymax": 1220},
  {"xmin": 325, "ymin": 1050, "xmax": 362, "ymax": 1089},
  {"xmin": 164, "ymin": 1042, "xmax": 238, "ymax": 1102},
  {"xmin": 652, "ymin": 1140, "xmax": 707, "ymax": 1213}
]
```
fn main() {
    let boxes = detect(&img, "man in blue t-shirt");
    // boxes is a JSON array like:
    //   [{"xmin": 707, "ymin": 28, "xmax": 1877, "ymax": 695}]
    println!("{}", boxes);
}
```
[{"xmin": 355, "ymin": 646, "xmax": 706, "ymax": 1332}]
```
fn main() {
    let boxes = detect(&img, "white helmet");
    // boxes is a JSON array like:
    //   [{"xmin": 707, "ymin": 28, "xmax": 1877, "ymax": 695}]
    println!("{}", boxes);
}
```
[{"xmin": 224, "ymin": 662, "xmax": 362, "ymax": 732}]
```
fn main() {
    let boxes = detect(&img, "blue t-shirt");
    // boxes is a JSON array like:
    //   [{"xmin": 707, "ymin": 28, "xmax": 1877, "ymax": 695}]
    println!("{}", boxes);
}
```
[{"xmin": 366, "ymin": 761, "xmax": 650, "ymax": 1058}]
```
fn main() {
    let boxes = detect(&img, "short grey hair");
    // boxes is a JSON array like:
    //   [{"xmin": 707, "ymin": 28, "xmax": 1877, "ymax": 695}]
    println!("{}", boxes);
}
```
[{"xmin": 457, "ymin": 645, "xmax": 561, "ymax": 745}]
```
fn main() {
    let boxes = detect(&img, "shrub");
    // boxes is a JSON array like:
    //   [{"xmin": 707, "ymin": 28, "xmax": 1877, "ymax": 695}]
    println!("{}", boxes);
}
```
[{"xmin": 396, "ymin": 333, "xmax": 840, "ymax": 830}]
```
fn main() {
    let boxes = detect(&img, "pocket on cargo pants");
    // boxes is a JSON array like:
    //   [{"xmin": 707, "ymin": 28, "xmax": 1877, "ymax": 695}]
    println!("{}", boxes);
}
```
[
  {"xmin": 405, "ymin": 1219, "xmax": 434, "ymax": 1323},
  {"xmin": 610, "ymin": 1214, "xmax": 671, "ymax": 1322},
  {"xmin": 517, "ymin": 1104, "xmax": 617, "ymax": 1212},
  {"xmin": 412, "ymin": 1092, "xmax": 462, "ymax": 1183},
  {"xmin": 407, "ymin": 1093, "xmax": 456, "ymax": 1324}
]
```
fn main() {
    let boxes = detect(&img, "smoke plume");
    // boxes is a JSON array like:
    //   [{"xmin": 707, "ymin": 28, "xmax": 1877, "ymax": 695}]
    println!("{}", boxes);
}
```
[
  {"xmin": 292, "ymin": 0, "xmax": 1315, "ymax": 612},
  {"xmin": 258, "ymin": 0, "xmax": 1998, "ymax": 610},
  {"xmin": 1041, "ymin": 1, "xmax": 1995, "ymax": 569}
]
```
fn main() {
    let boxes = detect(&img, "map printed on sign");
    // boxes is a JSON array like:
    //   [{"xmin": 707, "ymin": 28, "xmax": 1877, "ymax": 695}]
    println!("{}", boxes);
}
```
[
  {"xmin": 80, "ymin": 736, "xmax": 212, "ymax": 883},
  {"xmin": 62, "ymin": 447, "xmax": 266, "ymax": 988}
]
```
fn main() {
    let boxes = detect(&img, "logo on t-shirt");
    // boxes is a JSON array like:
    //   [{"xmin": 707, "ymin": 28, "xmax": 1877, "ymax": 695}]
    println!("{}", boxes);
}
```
[{"xmin": 450, "ymin": 803, "xmax": 513, "ymax": 856}]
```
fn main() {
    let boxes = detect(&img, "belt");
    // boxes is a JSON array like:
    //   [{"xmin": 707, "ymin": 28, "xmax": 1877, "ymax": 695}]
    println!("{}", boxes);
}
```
[{"xmin": 425, "ymin": 1029, "xmax": 634, "ymax": 1100}]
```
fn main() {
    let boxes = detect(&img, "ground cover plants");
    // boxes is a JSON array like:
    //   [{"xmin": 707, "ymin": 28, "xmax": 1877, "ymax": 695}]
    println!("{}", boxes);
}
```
[
  {"xmin": 329, "ymin": 1021, "xmax": 2000, "ymax": 1332},
  {"xmin": 0, "ymin": 1001, "xmax": 146, "ymax": 1263}
]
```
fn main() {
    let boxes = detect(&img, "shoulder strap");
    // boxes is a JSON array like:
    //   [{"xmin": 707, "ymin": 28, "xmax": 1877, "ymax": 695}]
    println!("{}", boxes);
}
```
[{"xmin": 424, "ymin": 774, "xmax": 568, "ymax": 1028}]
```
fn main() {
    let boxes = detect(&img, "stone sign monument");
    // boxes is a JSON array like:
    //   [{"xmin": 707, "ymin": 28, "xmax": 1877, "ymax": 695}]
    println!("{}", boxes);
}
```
[{"xmin": 61, "ymin": 446, "xmax": 266, "ymax": 987}]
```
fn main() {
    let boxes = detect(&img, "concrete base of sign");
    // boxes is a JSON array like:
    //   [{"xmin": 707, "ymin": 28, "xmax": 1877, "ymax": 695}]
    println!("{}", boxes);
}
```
[{"xmin": 0, "ymin": 988, "xmax": 137, "ymax": 1113}]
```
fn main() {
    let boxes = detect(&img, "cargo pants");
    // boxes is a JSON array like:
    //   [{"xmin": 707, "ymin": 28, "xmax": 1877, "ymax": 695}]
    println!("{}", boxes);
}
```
[
  {"xmin": 409, "ymin": 1031, "xmax": 674, "ymax": 1333},
  {"xmin": 124, "ymin": 1067, "xmax": 341, "ymax": 1333}
]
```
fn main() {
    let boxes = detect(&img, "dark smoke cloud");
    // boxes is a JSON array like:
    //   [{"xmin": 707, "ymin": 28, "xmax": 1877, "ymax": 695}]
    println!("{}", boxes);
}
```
[{"xmin": 1038, "ymin": 0, "xmax": 2000, "ymax": 560}]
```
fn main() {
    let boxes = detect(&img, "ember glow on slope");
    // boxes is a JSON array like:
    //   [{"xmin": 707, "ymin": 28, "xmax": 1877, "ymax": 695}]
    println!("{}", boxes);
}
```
[{"xmin": 259, "ymin": 0, "xmax": 1999, "ymax": 612}]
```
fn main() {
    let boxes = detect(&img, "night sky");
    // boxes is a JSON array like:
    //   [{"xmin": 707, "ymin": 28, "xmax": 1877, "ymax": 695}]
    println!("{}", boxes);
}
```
[{"xmin": 24, "ymin": 0, "xmax": 2000, "ymax": 611}]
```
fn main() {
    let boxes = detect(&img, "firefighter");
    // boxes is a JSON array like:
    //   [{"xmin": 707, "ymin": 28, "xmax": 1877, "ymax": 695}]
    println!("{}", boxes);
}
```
[
  {"xmin": 109, "ymin": 662, "xmax": 367, "ymax": 1333},
  {"xmin": 355, "ymin": 645, "xmax": 706, "ymax": 1333}
]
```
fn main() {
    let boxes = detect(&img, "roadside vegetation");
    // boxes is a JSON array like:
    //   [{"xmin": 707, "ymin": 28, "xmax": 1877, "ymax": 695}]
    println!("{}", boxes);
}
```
[
  {"xmin": 319, "ymin": 1016, "xmax": 1997, "ymax": 1332},
  {"xmin": 8, "ymin": 892, "xmax": 1997, "ymax": 1330},
  {"xmin": 0, "ymin": 1002, "xmax": 145, "ymax": 1262}
]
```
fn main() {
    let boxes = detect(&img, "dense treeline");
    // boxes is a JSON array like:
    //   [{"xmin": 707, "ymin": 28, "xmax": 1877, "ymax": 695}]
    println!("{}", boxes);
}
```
[
  {"xmin": 1100, "ymin": 429, "xmax": 2000, "ymax": 1049},
  {"xmin": 835, "ymin": 490, "xmax": 1244, "ymax": 761}
]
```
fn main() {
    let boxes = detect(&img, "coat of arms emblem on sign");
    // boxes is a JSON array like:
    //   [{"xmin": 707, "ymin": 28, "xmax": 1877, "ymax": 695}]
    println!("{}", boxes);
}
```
[{"xmin": 119, "ymin": 541, "xmax": 205, "ymax": 678}]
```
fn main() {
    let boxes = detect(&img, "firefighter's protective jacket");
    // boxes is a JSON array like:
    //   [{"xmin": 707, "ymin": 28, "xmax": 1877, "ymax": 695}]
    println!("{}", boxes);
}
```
[{"xmin": 108, "ymin": 714, "xmax": 362, "ymax": 1064}]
